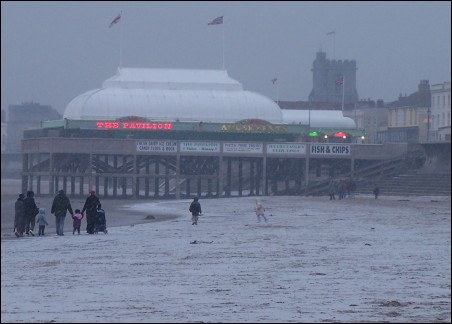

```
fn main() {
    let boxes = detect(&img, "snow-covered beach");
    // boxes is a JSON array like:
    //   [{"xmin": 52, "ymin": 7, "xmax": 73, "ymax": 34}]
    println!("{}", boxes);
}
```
[{"xmin": 1, "ymin": 194, "xmax": 451, "ymax": 323}]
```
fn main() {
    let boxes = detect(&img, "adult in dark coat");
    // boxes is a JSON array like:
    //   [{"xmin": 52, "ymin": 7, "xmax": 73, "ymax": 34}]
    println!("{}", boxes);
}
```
[
  {"xmin": 14, "ymin": 194, "xmax": 26, "ymax": 237},
  {"xmin": 82, "ymin": 190, "xmax": 101, "ymax": 234},
  {"xmin": 51, "ymin": 190, "xmax": 74, "ymax": 236},
  {"xmin": 23, "ymin": 190, "xmax": 39, "ymax": 236}
]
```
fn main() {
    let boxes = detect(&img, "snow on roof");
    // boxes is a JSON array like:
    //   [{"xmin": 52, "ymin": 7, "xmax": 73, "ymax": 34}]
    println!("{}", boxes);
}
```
[{"xmin": 63, "ymin": 68, "xmax": 283, "ymax": 123}]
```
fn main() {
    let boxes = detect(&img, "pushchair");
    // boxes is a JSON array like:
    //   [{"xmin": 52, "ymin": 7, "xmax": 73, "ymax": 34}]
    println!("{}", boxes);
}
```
[{"xmin": 94, "ymin": 208, "xmax": 108, "ymax": 234}]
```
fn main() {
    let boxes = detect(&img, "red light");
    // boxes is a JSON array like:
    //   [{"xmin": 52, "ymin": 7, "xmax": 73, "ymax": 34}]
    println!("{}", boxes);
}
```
[{"xmin": 333, "ymin": 132, "xmax": 346, "ymax": 138}]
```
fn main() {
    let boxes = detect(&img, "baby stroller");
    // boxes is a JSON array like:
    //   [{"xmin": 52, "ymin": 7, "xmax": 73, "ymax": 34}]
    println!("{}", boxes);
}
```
[{"xmin": 94, "ymin": 207, "xmax": 108, "ymax": 234}]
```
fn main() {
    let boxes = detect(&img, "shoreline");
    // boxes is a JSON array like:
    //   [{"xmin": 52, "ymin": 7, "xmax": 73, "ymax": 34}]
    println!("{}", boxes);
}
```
[{"xmin": 1, "ymin": 190, "xmax": 185, "ymax": 240}]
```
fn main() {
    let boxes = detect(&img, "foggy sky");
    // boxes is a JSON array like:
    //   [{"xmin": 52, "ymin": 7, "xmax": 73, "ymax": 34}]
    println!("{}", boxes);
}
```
[{"xmin": 1, "ymin": 1, "xmax": 451, "ymax": 115}]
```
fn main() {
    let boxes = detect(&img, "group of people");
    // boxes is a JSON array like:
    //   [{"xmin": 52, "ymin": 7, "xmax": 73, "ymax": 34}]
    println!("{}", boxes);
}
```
[
  {"xmin": 328, "ymin": 177, "xmax": 357, "ymax": 200},
  {"xmin": 14, "ymin": 191, "xmax": 40, "ymax": 237},
  {"xmin": 14, "ymin": 189, "xmax": 104, "ymax": 237}
]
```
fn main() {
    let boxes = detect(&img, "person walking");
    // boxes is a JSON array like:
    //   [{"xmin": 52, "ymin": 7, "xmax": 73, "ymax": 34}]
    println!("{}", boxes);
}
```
[
  {"xmin": 72, "ymin": 209, "xmax": 83, "ymax": 235},
  {"xmin": 328, "ymin": 179, "xmax": 336, "ymax": 201},
  {"xmin": 24, "ymin": 190, "xmax": 39, "ymax": 236},
  {"xmin": 373, "ymin": 183, "xmax": 380, "ymax": 199},
  {"xmin": 254, "ymin": 199, "xmax": 268, "ymax": 223},
  {"xmin": 349, "ymin": 177, "xmax": 357, "ymax": 199},
  {"xmin": 36, "ymin": 208, "xmax": 49, "ymax": 236},
  {"xmin": 82, "ymin": 190, "xmax": 100, "ymax": 234},
  {"xmin": 14, "ymin": 193, "xmax": 26, "ymax": 237},
  {"xmin": 51, "ymin": 190, "xmax": 74, "ymax": 236},
  {"xmin": 189, "ymin": 197, "xmax": 202, "ymax": 225}
]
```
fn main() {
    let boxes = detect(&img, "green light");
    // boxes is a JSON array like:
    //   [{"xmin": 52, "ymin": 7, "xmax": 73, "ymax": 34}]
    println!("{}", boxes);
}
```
[{"xmin": 308, "ymin": 131, "xmax": 318, "ymax": 137}]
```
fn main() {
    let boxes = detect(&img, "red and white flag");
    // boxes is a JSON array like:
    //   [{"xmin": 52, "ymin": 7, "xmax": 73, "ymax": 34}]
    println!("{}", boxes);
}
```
[
  {"xmin": 208, "ymin": 15, "xmax": 223, "ymax": 25},
  {"xmin": 109, "ymin": 14, "xmax": 121, "ymax": 28},
  {"xmin": 335, "ymin": 77, "xmax": 344, "ymax": 85},
  {"xmin": 271, "ymin": 77, "xmax": 278, "ymax": 85}
]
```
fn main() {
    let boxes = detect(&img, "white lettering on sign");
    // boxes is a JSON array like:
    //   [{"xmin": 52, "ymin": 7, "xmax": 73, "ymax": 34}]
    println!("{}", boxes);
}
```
[
  {"xmin": 310, "ymin": 144, "xmax": 350, "ymax": 155},
  {"xmin": 223, "ymin": 143, "xmax": 263, "ymax": 154},
  {"xmin": 267, "ymin": 143, "xmax": 306, "ymax": 155},
  {"xmin": 180, "ymin": 142, "xmax": 220, "ymax": 153},
  {"xmin": 136, "ymin": 140, "xmax": 177, "ymax": 152}
]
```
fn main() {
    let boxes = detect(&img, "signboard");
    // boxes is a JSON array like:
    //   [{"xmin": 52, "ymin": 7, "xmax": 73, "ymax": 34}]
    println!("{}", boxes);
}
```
[
  {"xmin": 180, "ymin": 142, "xmax": 220, "ymax": 153},
  {"xmin": 267, "ymin": 143, "xmax": 306, "ymax": 155},
  {"xmin": 223, "ymin": 142, "xmax": 263, "ymax": 154},
  {"xmin": 136, "ymin": 140, "xmax": 177, "ymax": 152},
  {"xmin": 310, "ymin": 144, "xmax": 350, "ymax": 155}
]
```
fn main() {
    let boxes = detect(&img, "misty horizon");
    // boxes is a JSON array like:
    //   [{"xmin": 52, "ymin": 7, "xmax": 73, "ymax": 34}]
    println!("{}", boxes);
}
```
[{"xmin": 1, "ymin": 1, "xmax": 451, "ymax": 115}]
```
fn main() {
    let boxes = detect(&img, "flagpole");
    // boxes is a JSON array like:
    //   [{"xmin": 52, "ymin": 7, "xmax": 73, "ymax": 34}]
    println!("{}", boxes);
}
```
[
  {"xmin": 119, "ymin": 10, "xmax": 123, "ymax": 68},
  {"xmin": 333, "ymin": 31, "xmax": 336, "ymax": 59},
  {"xmin": 222, "ymin": 16, "xmax": 225, "ymax": 70},
  {"xmin": 341, "ymin": 76, "xmax": 345, "ymax": 112}
]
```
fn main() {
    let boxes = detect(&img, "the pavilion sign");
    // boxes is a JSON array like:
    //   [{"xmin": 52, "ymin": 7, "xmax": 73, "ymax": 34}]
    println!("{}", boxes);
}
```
[{"xmin": 95, "ymin": 116, "xmax": 172, "ymax": 130}]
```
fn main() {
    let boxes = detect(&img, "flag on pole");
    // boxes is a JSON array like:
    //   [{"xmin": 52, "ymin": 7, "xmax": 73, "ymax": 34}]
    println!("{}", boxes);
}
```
[
  {"xmin": 208, "ymin": 15, "xmax": 223, "ymax": 25},
  {"xmin": 326, "ymin": 30, "xmax": 335, "ymax": 36},
  {"xmin": 109, "ymin": 14, "xmax": 121, "ymax": 28},
  {"xmin": 335, "ymin": 77, "xmax": 344, "ymax": 85},
  {"xmin": 271, "ymin": 77, "xmax": 278, "ymax": 85}
]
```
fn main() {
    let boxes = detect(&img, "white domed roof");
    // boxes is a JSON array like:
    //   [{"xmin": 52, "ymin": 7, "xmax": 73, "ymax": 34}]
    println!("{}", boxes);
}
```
[
  {"xmin": 63, "ymin": 68, "xmax": 283, "ymax": 124},
  {"xmin": 281, "ymin": 110, "xmax": 356, "ymax": 129}
]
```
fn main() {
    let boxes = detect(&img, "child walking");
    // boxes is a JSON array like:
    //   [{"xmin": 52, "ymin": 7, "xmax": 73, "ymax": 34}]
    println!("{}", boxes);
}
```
[
  {"xmin": 189, "ymin": 197, "xmax": 202, "ymax": 225},
  {"xmin": 254, "ymin": 199, "xmax": 268, "ymax": 223},
  {"xmin": 36, "ymin": 208, "xmax": 49, "ymax": 236},
  {"xmin": 72, "ymin": 209, "xmax": 84, "ymax": 235}
]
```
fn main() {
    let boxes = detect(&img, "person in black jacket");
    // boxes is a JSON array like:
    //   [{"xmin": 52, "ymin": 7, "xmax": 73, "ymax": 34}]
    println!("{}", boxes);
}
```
[
  {"xmin": 189, "ymin": 197, "xmax": 202, "ymax": 225},
  {"xmin": 24, "ymin": 191, "xmax": 39, "ymax": 236},
  {"xmin": 14, "ymin": 193, "xmax": 26, "ymax": 237},
  {"xmin": 82, "ymin": 190, "xmax": 101, "ymax": 234},
  {"xmin": 51, "ymin": 190, "xmax": 74, "ymax": 236}
]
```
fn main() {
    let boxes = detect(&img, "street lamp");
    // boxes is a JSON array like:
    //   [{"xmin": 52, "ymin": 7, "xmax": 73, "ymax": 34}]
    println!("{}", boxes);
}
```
[{"xmin": 427, "ymin": 107, "xmax": 431, "ymax": 142}]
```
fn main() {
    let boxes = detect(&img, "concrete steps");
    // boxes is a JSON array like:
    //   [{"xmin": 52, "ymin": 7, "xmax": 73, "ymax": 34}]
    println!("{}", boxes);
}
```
[{"xmin": 357, "ymin": 172, "xmax": 451, "ymax": 196}]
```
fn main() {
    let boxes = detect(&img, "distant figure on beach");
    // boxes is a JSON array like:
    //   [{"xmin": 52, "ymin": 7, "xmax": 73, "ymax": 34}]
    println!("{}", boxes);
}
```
[
  {"xmin": 72, "ymin": 209, "xmax": 83, "ymax": 235},
  {"xmin": 373, "ymin": 183, "xmax": 380, "ymax": 199},
  {"xmin": 349, "ymin": 177, "xmax": 357, "ymax": 199},
  {"xmin": 82, "ymin": 190, "xmax": 101, "ymax": 234},
  {"xmin": 24, "ymin": 190, "xmax": 39, "ymax": 236},
  {"xmin": 328, "ymin": 179, "xmax": 336, "ymax": 201},
  {"xmin": 36, "ymin": 208, "xmax": 49, "ymax": 236},
  {"xmin": 254, "ymin": 199, "xmax": 268, "ymax": 223},
  {"xmin": 51, "ymin": 190, "xmax": 74, "ymax": 236},
  {"xmin": 14, "ymin": 193, "xmax": 26, "ymax": 237},
  {"xmin": 189, "ymin": 197, "xmax": 202, "ymax": 225}
]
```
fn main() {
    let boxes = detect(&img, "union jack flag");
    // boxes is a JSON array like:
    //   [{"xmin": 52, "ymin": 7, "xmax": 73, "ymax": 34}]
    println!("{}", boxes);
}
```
[
  {"xmin": 109, "ymin": 14, "xmax": 121, "ymax": 28},
  {"xmin": 208, "ymin": 16, "xmax": 223, "ymax": 25},
  {"xmin": 335, "ymin": 77, "xmax": 344, "ymax": 85}
]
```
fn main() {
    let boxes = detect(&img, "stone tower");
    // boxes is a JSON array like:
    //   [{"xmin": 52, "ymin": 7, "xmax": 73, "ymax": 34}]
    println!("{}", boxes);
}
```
[{"xmin": 308, "ymin": 51, "xmax": 359, "ymax": 107}]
